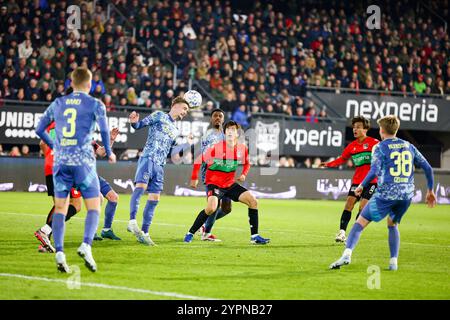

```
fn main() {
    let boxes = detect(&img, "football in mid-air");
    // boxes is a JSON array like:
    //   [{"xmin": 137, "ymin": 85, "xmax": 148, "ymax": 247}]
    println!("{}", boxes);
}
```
[{"xmin": 184, "ymin": 90, "xmax": 202, "ymax": 109}]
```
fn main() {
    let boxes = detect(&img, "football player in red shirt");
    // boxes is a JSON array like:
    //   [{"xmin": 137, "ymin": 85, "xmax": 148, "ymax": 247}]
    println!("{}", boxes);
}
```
[
  {"xmin": 184, "ymin": 120, "xmax": 270, "ymax": 244},
  {"xmin": 320, "ymin": 116, "xmax": 379, "ymax": 243}
]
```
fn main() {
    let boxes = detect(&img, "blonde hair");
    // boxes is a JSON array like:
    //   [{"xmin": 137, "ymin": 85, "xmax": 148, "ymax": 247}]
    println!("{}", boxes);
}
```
[
  {"xmin": 71, "ymin": 67, "xmax": 92, "ymax": 88},
  {"xmin": 171, "ymin": 96, "xmax": 190, "ymax": 108},
  {"xmin": 377, "ymin": 115, "xmax": 400, "ymax": 135}
]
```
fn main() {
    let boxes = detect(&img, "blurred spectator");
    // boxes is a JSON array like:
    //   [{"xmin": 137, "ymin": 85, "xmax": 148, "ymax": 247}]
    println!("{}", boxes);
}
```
[
  {"xmin": 303, "ymin": 157, "xmax": 312, "ymax": 168},
  {"xmin": 277, "ymin": 156, "xmax": 288, "ymax": 167},
  {"xmin": 21, "ymin": 145, "xmax": 30, "ymax": 157},
  {"xmin": 0, "ymin": 144, "xmax": 6, "ymax": 156},
  {"xmin": 231, "ymin": 105, "xmax": 249, "ymax": 129},
  {"xmin": 9, "ymin": 146, "xmax": 21, "ymax": 157},
  {"xmin": 312, "ymin": 157, "xmax": 322, "ymax": 168},
  {"xmin": 287, "ymin": 157, "xmax": 296, "ymax": 168},
  {"xmin": 306, "ymin": 107, "xmax": 319, "ymax": 123}
]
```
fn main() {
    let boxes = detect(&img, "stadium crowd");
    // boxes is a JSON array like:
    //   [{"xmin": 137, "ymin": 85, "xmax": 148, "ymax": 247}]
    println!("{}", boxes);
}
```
[
  {"xmin": 0, "ymin": 0, "xmax": 448, "ymax": 118},
  {"xmin": 0, "ymin": 0, "xmax": 448, "ymax": 163}
]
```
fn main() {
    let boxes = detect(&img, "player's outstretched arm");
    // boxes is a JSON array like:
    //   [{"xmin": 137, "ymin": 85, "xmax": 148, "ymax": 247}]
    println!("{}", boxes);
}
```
[
  {"xmin": 95, "ymin": 128, "xmax": 119, "ymax": 158},
  {"xmin": 321, "ymin": 145, "xmax": 351, "ymax": 168},
  {"xmin": 129, "ymin": 111, "xmax": 140, "ymax": 127},
  {"xmin": 191, "ymin": 145, "xmax": 214, "ymax": 183},
  {"xmin": 130, "ymin": 111, "xmax": 158, "ymax": 130}
]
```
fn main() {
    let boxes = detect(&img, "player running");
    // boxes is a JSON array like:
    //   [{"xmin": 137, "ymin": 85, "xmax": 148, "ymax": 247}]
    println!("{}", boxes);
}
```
[
  {"xmin": 127, "ymin": 96, "xmax": 189, "ymax": 246},
  {"xmin": 36, "ymin": 67, "xmax": 116, "ymax": 273},
  {"xmin": 190, "ymin": 108, "xmax": 233, "ymax": 242},
  {"xmin": 184, "ymin": 120, "xmax": 270, "ymax": 245},
  {"xmin": 330, "ymin": 115, "xmax": 436, "ymax": 271},
  {"xmin": 320, "ymin": 116, "xmax": 379, "ymax": 243}
]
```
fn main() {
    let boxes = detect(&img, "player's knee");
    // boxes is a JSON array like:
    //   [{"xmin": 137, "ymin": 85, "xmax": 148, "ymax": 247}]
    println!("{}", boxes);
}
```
[
  {"xmin": 148, "ymin": 193, "xmax": 160, "ymax": 201},
  {"xmin": 205, "ymin": 206, "xmax": 216, "ymax": 215},
  {"xmin": 221, "ymin": 202, "xmax": 232, "ymax": 214},
  {"xmin": 72, "ymin": 199, "xmax": 82, "ymax": 212},
  {"xmin": 345, "ymin": 202, "xmax": 355, "ymax": 211},
  {"xmin": 248, "ymin": 197, "xmax": 258, "ymax": 209},
  {"xmin": 387, "ymin": 219, "xmax": 397, "ymax": 227}
]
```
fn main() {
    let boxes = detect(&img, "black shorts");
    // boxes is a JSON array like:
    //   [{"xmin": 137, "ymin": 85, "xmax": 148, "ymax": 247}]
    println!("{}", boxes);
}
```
[
  {"xmin": 206, "ymin": 183, "xmax": 248, "ymax": 202},
  {"xmin": 348, "ymin": 183, "xmax": 377, "ymax": 200}
]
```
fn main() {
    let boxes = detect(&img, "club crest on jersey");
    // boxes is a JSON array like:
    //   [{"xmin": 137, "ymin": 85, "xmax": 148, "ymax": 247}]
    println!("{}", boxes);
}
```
[{"xmin": 363, "ymin": 143, "xmax": 369, "ymax": 149}]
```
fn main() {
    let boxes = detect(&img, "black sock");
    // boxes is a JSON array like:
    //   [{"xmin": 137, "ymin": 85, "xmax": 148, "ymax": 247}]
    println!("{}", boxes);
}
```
[
  {"xmin": 216, "ymin": 208, "xmax": 230, "ymax": 220},
  {"xmin": 45, "ymin": 205, "xmax": 55, "ymax": 226},
  {"xmin": 189, "ymin": 210, "xmax": 210, "ymax": 234},
  {"xmin": 355, "ymin": 210, "xmax": 361, "ymax": 220},
  {"xmin": 248, "ymin": 208, "xmax": 259, "ymax": 235},
  {"xmin": 65, "ymin": 205, "xmax": 77, "ymax": 222},
  {"xmin": 340, "ymin": 210, "xmax": 352, "ymax": 231}
]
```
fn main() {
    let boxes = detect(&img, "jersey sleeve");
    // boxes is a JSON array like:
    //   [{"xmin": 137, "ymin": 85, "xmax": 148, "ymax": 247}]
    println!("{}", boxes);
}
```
[
  {"xmin": 132, "ymin": 111, "xmax": 161, "ymax": 130},
  {"xmin": 191, "ymin": 144, "xmax": 215, "ymax": 180},
  {"xmin": 361, "ymin": 144, "xmax": 383, "ymax": 188},
  {"xmin": 326, "ymin": 143, "xmax": 352, "ymax": 167},
  {"xmin": 412, "ymin": 144, "xmax": 434, "ymax": 190},
  {"xmin": 35, "ymin": 100, "xmax": 57, "ymax": 149},
  {"xmin": 95, "ymin": 100, "xmax": 112, "ymax": 157}
]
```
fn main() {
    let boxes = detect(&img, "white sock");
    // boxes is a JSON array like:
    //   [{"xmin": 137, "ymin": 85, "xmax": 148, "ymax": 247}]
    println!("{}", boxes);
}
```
[
  {"xmin": 102, "ymin": 228, "xmax": 111, "ymax": 232},
  {"xmin": 40, "ymin": 224, "xmax": 52, "ymax": 235},
  {"xmin": 390, "ymin": 257, "xmax": 398, "ymax": 265},
  {"xmin": 343, "ymin": 248, "xmax": 353, "ymax": 257},
  {"xmin": 251, "ymin": 234, "xmax": 259, "ymax": 238},
  {"xmin": 129, "ymin": 219, "xmax": 137, "ymax": 224}
]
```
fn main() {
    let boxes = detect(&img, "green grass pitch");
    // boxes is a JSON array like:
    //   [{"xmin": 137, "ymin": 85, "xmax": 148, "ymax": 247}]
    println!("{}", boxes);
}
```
[{"xmin": 0, "ymin": 192, "xmax": 449, "ymax": 300}]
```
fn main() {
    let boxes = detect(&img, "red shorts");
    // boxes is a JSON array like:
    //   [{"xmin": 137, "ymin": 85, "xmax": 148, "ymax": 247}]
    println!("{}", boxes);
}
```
[{"xmin": 70, "ymin": 188, "xmax": 82, "ymax": 199}]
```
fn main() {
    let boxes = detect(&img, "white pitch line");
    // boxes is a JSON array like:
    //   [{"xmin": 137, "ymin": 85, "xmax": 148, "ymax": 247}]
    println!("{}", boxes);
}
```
[
  {"xmin": 1, "ymin": 211, "xmax": 449, "ymax": 248},
  {"xmin": 0, "ymin": 273, "xmax": 217, "ymax": 300}
]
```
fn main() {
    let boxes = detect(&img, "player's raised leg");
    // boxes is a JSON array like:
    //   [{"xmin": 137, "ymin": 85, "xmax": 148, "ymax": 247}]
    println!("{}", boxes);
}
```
[
  {"xmin": 238, "ymin": 190, "xmax": 270, "ymax": 245},
  {"xmin": 330, "ymin": 213, "xmax": 371, "ymax": 269},
  {"xmin": 184, "ymin": 194, "xmax": 219, "ymax": 243}
]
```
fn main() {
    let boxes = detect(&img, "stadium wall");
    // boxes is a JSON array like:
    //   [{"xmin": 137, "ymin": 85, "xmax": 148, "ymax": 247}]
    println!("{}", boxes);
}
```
[{"xmin": 1, "ymin": 157, "xmax": 449, "ymax": 204}]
